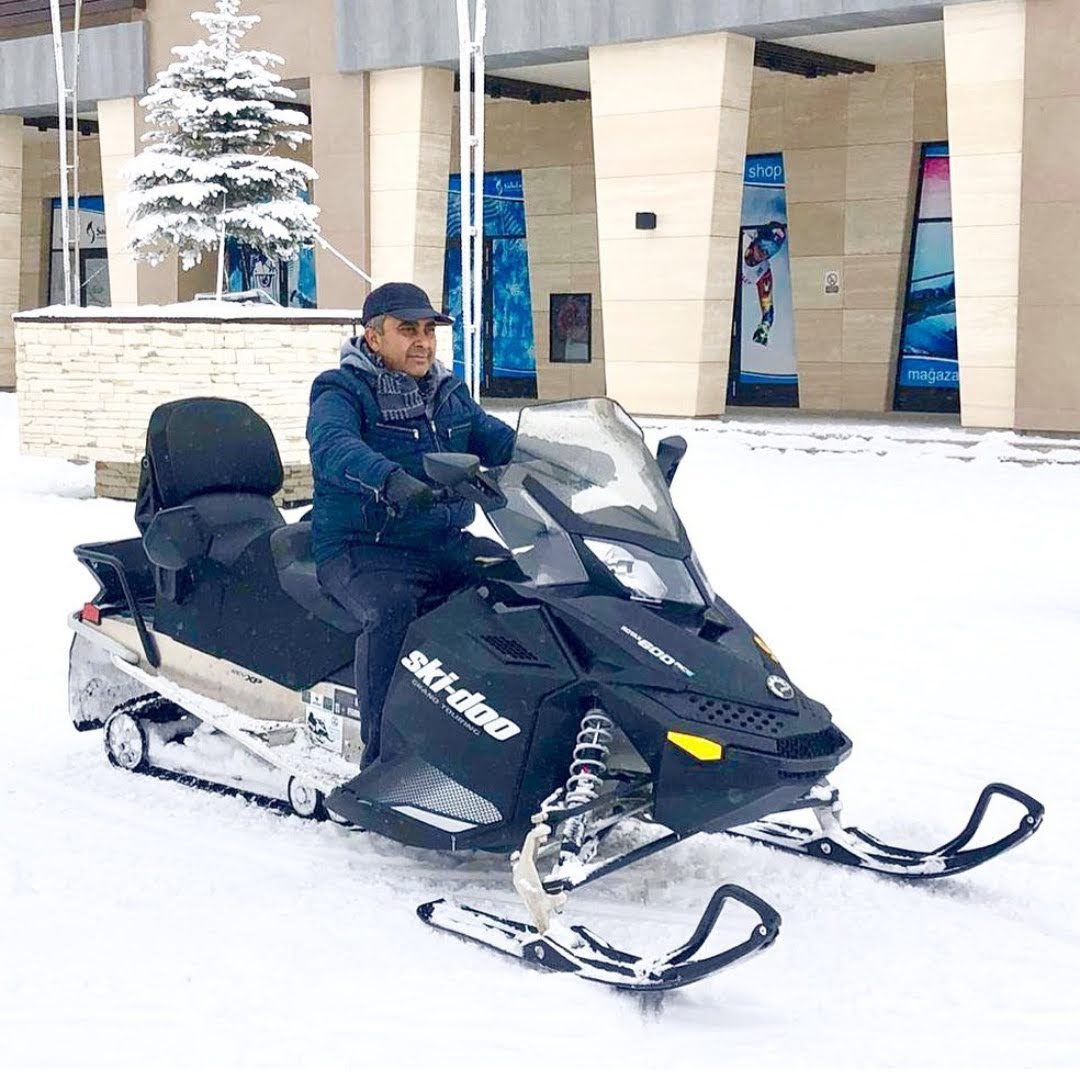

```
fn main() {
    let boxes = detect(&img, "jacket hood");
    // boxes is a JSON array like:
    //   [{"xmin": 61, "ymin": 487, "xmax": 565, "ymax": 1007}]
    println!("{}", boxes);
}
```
[{"xmin": 339, "ymin": 335, "xmax": 380, "ymax": 377}]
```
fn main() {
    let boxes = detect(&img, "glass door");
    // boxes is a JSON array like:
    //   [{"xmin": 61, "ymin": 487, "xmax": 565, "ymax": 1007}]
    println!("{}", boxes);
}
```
[{"xmin": 80, "ymin": 253, "xmax": 111, "ymax": 307}]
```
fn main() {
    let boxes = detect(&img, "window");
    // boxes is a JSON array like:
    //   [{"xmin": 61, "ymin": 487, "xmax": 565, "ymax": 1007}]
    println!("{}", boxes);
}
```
[
  {"xmin": 549, "ymin": 293, "xmax": 592, "ymax": 363},
  {"xmin": 894, "ymin": 143, "xmax": 958, "ymax": 413}
]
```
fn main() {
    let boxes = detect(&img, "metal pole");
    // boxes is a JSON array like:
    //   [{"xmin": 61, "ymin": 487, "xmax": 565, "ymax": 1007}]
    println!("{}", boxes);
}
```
[
  {"xmin": 71, "ymin": 0, "xmax": 83, "ymax": 304},
  {"xmin": 456, "ymin": 0, "xmax": 474, "ymax": 396},
  {"xmin": 316, "ymin": 236, "xmax": 374, "ymax": 284},
  {"xmin": 471, "ymin": 0, "xmax": 486, "ymax": 403},
  {"xmin": 49, "ymin": 0, "xmax": 72, "ymax": 306},
  {"xmin": 215, "ymin": 195, "xmax": 227, "ymax": 301}
]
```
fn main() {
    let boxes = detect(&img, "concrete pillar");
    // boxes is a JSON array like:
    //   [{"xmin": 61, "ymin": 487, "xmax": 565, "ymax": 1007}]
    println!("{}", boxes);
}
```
[
  {"xmin": 19, "ymin": 130, "xmax": 47, "ymax": 314},
  {"xmin": 779, "ymin": 65, "xmax": 923, "ymax": 413},
  {"xmin": 367, "ymin": 66, "xmax": 453, "ymax": 304},
  {"xmin": 311, "ymin": 71, "xmax": 370, "ymax": 310},
  {"xmin": 98, "ymin": 97, "xmax": 177, "ymax": 306},
  {"xmin": 1015, "ymin": 0, "xmax": 1080, "ymax": 432},
  {"xmin": 840, "ymin": 67, "xmax": 917, "ymax": 412},
  {"xmin": 0, "ymin": 115, "xmax": 23, "ymax": 388},
  {"xmin": 775, "ymin": 72, "xmax": 850, "ymax": 411},
  {"xmin": 589, "ymin": 32, "xmax": 754, "ymax": 416},
  {"xmin": 944, "ymin": 0, "xmax": 1026, "ymax": 429}
]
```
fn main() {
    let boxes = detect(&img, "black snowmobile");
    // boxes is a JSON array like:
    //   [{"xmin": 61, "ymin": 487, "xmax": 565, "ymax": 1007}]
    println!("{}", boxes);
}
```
[{"xmin": 68, "ymin": 396, "xmax": 1044, "ymax": 991}]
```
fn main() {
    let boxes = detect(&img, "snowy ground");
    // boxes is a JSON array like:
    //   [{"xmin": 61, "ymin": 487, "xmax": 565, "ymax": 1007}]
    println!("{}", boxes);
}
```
[{"xmin": 2, "ymin": 391, "xmax": 1078, "ymax": 1076}]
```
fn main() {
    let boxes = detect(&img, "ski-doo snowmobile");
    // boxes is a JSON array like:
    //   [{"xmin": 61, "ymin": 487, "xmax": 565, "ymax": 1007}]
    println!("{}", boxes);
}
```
[{"xmin": 68, "ymin": 396, "xmax": 1044, "ymax": 992}]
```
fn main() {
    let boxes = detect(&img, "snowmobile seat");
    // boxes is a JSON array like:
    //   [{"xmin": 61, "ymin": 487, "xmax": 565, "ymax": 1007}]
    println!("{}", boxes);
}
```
[
  {"xmin": 271, "ymin": 522, "xmax": 366, "ymax": 634},
  {"xmin": 137, "ymin": 398, "xmax": 361, "ymax": 689}
]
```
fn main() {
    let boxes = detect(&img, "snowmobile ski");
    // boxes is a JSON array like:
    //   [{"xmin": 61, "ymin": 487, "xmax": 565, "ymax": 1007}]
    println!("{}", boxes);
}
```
[
  {"xmin": 726, "ymin": 782, "xmax": 1044, "ymax": 879},
  {"xmin": 416, "ymin": 786, "xmax": 782, "ymax": 992},
  {"xmin": 418, "ymin": 884, "xmax": 780, "ymax": 992}
]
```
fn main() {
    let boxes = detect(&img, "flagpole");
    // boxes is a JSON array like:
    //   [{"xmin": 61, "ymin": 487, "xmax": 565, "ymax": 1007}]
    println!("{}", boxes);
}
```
[
  {"xmin": 48, "ymin": 0, "xmax": 72, "ymax": 306},
  {"xmin": 471, "ymin": 0, "xmax": 487, "ymax": 402},
  {"xmin": 456, "ymin": 0, "xmax": 474, "ymax": 396}
]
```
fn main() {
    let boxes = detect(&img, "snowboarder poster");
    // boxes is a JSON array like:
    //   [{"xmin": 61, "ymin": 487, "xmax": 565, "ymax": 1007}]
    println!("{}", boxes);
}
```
[{"xmin": 728, "ymin": 153, "xmax": 798, "ymax": 406}]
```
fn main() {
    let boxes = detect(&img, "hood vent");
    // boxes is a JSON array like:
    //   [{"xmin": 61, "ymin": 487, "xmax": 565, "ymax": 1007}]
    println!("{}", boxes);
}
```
[{"xmin": 480, "ymin": 634, "xmax": 547, "ymax": 667}]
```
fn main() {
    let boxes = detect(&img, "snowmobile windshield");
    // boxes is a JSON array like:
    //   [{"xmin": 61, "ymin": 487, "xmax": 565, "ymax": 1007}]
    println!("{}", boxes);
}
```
[
  {"xmin": 504, "ymin": 399, "xmax": 681, "ymax": 540},
  {"xmin": 487, "ymin": 399, "xmax": 687, "ymax": 588}
]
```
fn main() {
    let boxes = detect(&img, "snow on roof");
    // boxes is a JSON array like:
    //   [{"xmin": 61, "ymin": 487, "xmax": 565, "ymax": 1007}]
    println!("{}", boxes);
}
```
[{"xmin": 14, "ymin": 301, "xmax": 364, "ymax": 323}]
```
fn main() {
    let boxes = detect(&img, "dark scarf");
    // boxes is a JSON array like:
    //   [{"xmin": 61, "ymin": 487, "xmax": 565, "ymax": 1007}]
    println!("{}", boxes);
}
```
[{"xmin": 340, "ymin": 338, "xmax": 445, "ymax": 422}]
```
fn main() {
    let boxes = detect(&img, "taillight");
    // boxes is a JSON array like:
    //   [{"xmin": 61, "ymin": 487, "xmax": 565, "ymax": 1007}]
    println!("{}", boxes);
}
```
[{"xmin": 80, "ymin": 603, "xmax": 102, "ymax": 625}]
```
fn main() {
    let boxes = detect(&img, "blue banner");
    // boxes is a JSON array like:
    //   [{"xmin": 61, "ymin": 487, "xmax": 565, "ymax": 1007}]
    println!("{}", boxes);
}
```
[
  {"xmin": 489, "ymin": 237, "xmax": 536, "ymax": 378},
  {"xmin": 444, "ymin": 170, "xmax": 536, "ymax": 393},
  {"xmin": 896, "ymin": 143, "xmax": 957, "ymax": 403},
  {"xmin": 447, "ymin": 171, "xmax": 526, "ymax": 239}
]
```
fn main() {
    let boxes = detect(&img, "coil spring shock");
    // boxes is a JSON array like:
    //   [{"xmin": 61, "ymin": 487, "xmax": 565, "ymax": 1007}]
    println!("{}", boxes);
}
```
[{"xmin": 559, "ymin": 707, "xmax": 614, "ymax": 858}]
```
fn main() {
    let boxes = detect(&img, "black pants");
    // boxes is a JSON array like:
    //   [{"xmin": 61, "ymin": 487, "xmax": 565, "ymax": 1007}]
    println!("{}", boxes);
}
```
[{"xmin": 316, "ymin": 536, "xmax": 501, "ymax": 765}]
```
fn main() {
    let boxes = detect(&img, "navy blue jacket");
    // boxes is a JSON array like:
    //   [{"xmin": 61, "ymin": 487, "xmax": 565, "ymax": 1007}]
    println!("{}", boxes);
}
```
[{"xmin": 306, "ymin": 356, "xmax": 516, "ymax": 563}]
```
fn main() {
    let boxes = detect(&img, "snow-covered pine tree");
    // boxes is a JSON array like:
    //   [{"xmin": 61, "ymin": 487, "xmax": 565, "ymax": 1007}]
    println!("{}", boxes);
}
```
[{"xmin": 126, "ymin": 0, "xmax": 318, "ymax": 271}]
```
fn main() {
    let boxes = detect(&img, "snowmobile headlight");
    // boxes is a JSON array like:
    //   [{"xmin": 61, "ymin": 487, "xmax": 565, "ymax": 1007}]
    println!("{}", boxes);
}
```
[
  {"xmin": 753, "ymin": 634, "xmax": 780, "ymax": 664},
  {"xmin": 583, "ymin": 539, "xmax": 703, "ymax": 605},
  {"xmin": 667, "ymin": 731, "xmax": 724, "ymax": 761}
]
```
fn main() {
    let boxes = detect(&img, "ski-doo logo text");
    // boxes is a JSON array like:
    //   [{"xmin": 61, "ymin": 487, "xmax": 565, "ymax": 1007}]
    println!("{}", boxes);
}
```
[
  {"xmin": 620, "ymin": 626, "xmax": 695, "ymax": 678},
  {"xmin": 399, "ymin": 651, "xmax": 521, "ymax": 741}
]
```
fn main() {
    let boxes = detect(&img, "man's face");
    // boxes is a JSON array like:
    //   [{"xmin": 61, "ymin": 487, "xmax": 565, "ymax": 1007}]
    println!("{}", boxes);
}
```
[{"xmin": 366, "ymin": 315, "xmax": 438, "ymax": 378}]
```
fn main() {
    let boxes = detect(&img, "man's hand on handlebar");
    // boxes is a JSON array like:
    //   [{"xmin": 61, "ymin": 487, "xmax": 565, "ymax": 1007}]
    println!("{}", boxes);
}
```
[{"xmin": 383, "ymin": 469, "xmax": 437, "ymax": 514}]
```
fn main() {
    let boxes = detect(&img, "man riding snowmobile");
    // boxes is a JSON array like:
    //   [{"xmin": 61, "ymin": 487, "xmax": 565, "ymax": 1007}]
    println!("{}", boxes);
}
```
[{"xmin": 307, "ymin": 281, "xmax": 514, "ymax": 767}]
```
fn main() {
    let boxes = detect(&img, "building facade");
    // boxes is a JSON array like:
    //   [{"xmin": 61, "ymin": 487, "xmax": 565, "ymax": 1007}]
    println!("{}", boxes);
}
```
[{"xmin": 2, "ymin": 0, "xmax": 1079, "ymax": 431}]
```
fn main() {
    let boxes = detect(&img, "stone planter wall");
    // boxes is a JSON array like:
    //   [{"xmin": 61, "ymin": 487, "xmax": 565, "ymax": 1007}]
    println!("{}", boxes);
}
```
[{"xmin": 12, "ymin": 307, "xmax": 432, "ymax": 503}]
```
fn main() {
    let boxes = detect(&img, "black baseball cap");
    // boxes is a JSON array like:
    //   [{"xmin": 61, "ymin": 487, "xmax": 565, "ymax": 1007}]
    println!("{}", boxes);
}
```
[{"xmin": 362, "ymin": 282, "xmax": 453, "ymax": 326}]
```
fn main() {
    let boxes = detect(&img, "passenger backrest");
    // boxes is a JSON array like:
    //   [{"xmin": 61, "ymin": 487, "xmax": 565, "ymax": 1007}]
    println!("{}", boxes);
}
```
[
  {"xmin": 136, "ymin": 397, "xmax": 285, "ymax": 544},
  {"xmin": 137, "ymin": 396, "xmax": 286, "ymax": 611}
]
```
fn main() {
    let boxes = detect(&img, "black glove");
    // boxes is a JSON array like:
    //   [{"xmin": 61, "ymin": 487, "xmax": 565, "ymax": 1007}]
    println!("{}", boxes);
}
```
[{"xmin": 383, "ymin": 469, "xmax": 437, "ymax": 514}]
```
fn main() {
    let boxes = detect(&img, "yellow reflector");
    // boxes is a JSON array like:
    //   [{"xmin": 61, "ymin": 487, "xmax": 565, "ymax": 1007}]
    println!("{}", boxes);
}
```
[
  {"xmin": 667, "ymin": 731, "xmax": 724, "ymax": 761},
  {"xmin": 753, "ymin": 634, "xmax": 779, "ymax": 663}
]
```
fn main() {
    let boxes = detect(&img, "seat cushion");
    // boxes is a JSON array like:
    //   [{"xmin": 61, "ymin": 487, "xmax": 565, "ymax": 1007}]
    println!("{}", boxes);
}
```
[{"xmin": 270, "ymin": 523, "xmax": 367, "ymax": 634}]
